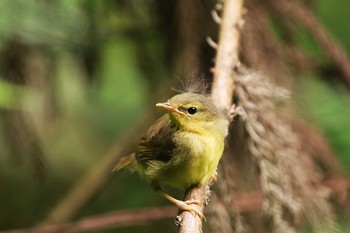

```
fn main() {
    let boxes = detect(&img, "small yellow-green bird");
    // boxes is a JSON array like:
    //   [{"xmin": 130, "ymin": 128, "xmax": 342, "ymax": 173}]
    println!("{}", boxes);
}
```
[{"xmin": 114, "ymin": 92, "xmax": 229, "ymax": 218}]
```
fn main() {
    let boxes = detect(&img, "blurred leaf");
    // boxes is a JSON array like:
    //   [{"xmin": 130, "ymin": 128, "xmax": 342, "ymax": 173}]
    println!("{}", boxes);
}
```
[
  {"xmin": 0, "ymin": 79, "xmax": 23, "ymax": 109},
  {"xmin": 0, "ymin": 0, "xmax": 87, "ymax": 48},
  {"xmin": 54, "ymin": 51, "xmax": 89, "ymax": 115},
  {"xmin": 297, "ymin": 76, "xmax": 350, "ymax": 168},
  {"xmin": 293, "ymin": 24, "xmax": 328, "ymax": 64},
  {"xmin": 316, "ymin": 0, "xmax": 350, "ymax": 52},
  {"xmin": 93, "ymin": 37, "xmax": 148, "ymax": 137}
]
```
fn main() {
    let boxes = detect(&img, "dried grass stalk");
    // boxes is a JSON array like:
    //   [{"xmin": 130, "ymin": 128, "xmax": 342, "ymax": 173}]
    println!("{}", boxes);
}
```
[{"xmin": 235, "ymin": 69, "xmax": 337, "ymax": 233}]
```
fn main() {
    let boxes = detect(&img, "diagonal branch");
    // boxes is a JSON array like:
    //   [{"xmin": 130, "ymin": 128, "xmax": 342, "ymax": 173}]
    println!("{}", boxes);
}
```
[
  {"xmin": 1, "ymin": 207, "xmax": 177, "ymax": 233},
  {"xmin": 43, "ymin": 111, "xmax": 155, "ymax": 224},
  {"xmin": 271, "ymin": 0, "xmax": 350, "ymax": 87},
  {"xmin": 2, "ymin": 177, "xmax": 348, "ymax": 233}
]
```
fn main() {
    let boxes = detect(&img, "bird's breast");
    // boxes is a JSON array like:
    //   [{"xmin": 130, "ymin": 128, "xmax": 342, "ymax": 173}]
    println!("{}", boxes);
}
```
[{"xmin": 163, "ymin": 131, "xmax": 225, "ymax": 189}]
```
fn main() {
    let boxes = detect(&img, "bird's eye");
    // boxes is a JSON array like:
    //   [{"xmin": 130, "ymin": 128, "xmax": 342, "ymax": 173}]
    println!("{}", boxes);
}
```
[{"xmin": 187, "ymin": 107, "xmax": 197, "ymax": 115}]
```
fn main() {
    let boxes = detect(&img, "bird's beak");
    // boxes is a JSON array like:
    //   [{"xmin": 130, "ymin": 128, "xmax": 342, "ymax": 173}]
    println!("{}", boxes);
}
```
[{"xmin": 156, "ymin": 102, "xmax": 184, "ymax": 115}]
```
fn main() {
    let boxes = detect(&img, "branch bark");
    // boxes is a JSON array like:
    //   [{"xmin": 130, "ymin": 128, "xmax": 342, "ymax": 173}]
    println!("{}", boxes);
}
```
[
  {"xmin": 211, "ymin": 0, "xmax": 243, "ymax": 108},
  {"xmin": 2, "ymin": 177, "xmax": 348, "ymax": 233},
  {"xmin": 178, "ymin": 186, "xmax": 206, "ymax": 233},
  {"xmin": 178, "ymin": 0, "xmax": 244, "ymax": 232}
]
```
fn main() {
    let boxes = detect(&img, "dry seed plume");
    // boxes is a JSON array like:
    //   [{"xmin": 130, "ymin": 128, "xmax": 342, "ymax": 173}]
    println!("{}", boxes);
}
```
[{"xmin": 235, "ymin": 70, "xmax": 337, "ymax": 233}]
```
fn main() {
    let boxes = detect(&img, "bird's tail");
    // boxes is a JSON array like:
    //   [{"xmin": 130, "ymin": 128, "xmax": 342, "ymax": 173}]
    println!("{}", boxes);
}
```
[{"xmin": 112, "ymin": 153, "xmax": 136, "ymax": 172}]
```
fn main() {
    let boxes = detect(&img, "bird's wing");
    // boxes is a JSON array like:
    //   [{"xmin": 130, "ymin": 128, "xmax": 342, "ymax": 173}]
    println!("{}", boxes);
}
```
[{"xmin": 135, "ymin": 114, "xmax": 175, "ymax": 163}]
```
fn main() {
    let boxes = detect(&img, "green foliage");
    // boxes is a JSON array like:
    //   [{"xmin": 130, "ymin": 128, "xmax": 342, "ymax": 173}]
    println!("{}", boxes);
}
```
[
  {"xmin": 0, "ymin": 79, "xmax": 22, "ymax": 109},
  {"xmin": 0, "ymin": 1, "xmax": 349, "ymax": 232},
  {"xmin": 297, "ymin": 76, "xmax": 350, "ymax": 168},
  {"xmin": 316, "ymin": 0, "xmax": 350, "ymax": 51},
  {"xmin": 0, "ymin": 0, "xmax": 87, "ymax": 48},
  {"xmin": 294, "ymin": 25, "xmax": 329, "ymax": 64},
  {"xmin": 0, "ymin": 0, "xmax": 154, "ymax": 230},
  {"xmin": 93, "ymin": 38, "xmax": 148, "ymax": 136}
]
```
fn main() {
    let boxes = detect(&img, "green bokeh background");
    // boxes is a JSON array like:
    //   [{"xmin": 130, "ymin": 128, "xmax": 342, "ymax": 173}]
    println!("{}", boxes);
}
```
[{"xmin": 0, "ymin": 1, "xmax": 349, "ymax": 232}]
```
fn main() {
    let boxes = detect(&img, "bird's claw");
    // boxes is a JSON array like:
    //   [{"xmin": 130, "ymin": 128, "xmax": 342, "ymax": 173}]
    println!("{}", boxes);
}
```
[
  {"xmin": 177, "ymin": 200, "xmax": 206, "ymax": 221},
  {"xmin": 184, "ymin": 200, "xmax": 201, "ymax": 205}
]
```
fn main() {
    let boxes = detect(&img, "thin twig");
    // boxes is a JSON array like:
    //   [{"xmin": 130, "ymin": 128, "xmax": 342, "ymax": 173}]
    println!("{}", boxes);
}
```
[
  {"xmin": 211, "ymin": 0, "xmax": 243, "ymax": 108},
  {"xmin": 178, "ymin": 0, "xmax": 244, "ymax": 232}
]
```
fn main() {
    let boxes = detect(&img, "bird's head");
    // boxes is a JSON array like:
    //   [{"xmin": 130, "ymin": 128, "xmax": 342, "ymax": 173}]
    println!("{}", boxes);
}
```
[{"xmin": 156, "ymin": 93, "xmax": 229, "ymax": 136}]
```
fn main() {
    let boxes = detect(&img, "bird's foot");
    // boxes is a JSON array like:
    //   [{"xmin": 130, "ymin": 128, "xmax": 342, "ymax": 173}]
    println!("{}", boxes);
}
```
[
  {"xmin": 176, "ymin": 199, "xmax": 206, "ymax": 221},
  {"xmin": 154, "ymin": 187, "xmax": 206, "ymax": 221},
  {"xmin": 184, "ymin": 199, "xmax": 201, "ymax": 205}
]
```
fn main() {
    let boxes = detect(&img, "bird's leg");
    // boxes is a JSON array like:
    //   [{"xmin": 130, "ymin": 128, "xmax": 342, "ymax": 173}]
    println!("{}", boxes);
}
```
[{"xmin": 153, "ymin": 187, "xmax": 206, "ymax": 220}]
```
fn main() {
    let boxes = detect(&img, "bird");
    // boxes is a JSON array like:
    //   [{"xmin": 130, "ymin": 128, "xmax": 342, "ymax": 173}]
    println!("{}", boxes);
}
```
[{"xmin": 113, "ymin": 92, "xmax": 229, "ymax": 219}]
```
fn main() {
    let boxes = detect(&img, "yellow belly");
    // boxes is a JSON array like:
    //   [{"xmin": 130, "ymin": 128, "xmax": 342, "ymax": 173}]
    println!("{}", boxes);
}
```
[{"xmin": 157, "ymin": 131, "xmax": 225, "ymax": 189}]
